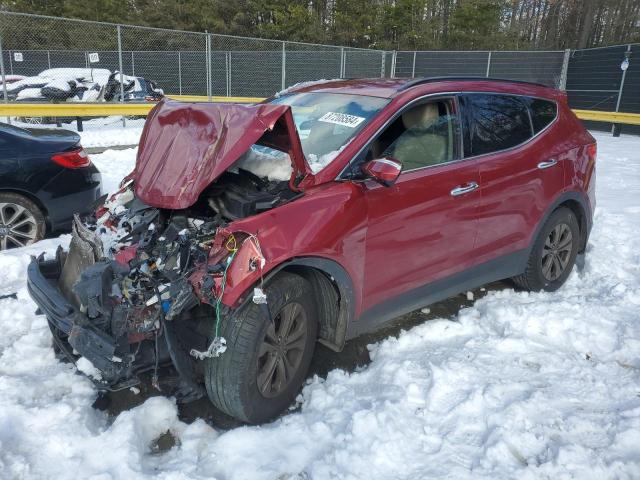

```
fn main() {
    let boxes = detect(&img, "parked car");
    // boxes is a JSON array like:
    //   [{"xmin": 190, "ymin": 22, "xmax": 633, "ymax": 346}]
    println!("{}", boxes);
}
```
[
  {"xmin": 27, "ymin": 77, "xmax": 596, "ymax": 424},
  {"xmin": 0, "ymin": 123, "xmax": 102, "ymax": 250},
  {"xmin": 1, "ymin": 68, "xmax": 163, "ymax": 103}
]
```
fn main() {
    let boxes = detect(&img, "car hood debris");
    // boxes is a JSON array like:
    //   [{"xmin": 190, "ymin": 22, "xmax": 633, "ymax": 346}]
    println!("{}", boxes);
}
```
[{"xmin": 132, "ymin": 99, "xmax": 312, "ymax": 209}]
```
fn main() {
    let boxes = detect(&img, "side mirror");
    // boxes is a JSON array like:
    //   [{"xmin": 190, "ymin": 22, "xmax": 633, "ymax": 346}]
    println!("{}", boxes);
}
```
[{"xmin": 361, "ymin": 157, "xmax": 402, "ymax": 187}]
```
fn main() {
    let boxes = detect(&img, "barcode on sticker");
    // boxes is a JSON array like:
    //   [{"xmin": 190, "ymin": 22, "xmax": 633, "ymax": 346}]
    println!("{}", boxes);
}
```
[{"xmin": 318, "ymin": 112, "xmax": 365, "ymax": 128}]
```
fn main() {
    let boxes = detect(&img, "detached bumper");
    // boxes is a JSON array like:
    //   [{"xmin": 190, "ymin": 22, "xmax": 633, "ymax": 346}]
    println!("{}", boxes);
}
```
[{"xmin": 27, "ymin": 252, "xmax": 137, "ymax": 390}]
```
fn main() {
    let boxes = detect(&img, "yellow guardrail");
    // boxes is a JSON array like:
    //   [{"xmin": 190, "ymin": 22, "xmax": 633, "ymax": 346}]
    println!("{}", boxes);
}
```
[
  {"xmin": 0, "ymin": 99, "xmax": 639, "ymax": 126},
  {"xmin": 0, "ymin": 95, "xmax": 262, "ymax": 117},
  {"xmin": 572, "ymin": 109, "xmax": 640, "ymax": 126}
]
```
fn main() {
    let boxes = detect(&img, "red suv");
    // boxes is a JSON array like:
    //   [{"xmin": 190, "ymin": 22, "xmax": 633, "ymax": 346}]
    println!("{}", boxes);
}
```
[{"xmin": 28, "ymin": 77, "xmax": 596, "ymax": 424}]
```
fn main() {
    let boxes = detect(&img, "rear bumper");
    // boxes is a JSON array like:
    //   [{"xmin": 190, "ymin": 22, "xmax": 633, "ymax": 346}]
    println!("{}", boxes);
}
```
[
  {"xmin": 41, "ymin": 166, "xmax": 102, "ymax": 232},
  {"xmin": 27, "ymin": 251, "xmax": 137, "ymax": 390}
]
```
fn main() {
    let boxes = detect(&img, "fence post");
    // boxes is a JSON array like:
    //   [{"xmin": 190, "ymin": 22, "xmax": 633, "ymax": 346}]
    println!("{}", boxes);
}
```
[
  {"xmin": 411, "ymin": 51, "xmax": 417, "ymax": 78},
  {"xmin": 116, "ymin": 25, "xmax": 126, "ymax": 127},
  {"xmin": 281, "ymin": 41, "xmax": 286, "ymax": 90},
  {"xmin": 206, "ymin": 33, "xmax": 212, "ymax": 101},
  {"xmin": 226, "ymin": 51, "xmax": 231, "ymax": 97},
  {"xmin": 486, "ymin": 51, "xmax": 492, "ymax": 77},
  {"xmin": 613, "ymin": 44, "xmax": 632, "ymax": 137},
  {"xmin": 177, "ymin": 51, "xmax": 182, "ymax": 95},
  {"xmin": 131, "ymin": 51, "xmax": 135, "ymax": 76},
  {"xmin": 559, "ymin": 48, "xmax": 570, "ymax": 90},
  {"xmin": 381, "ymin": 50, "xmax": 385, "ymax": 78},
  {"xmin": 391, "ymin": 50, "xmax": 397, "ymax": 78},
  {"xmin": 47, "ymin": 50, "xmax": 51, "ymax": 69},
  {"xmin": 340, "ymin": 47, "xmax": 345, "ymax": 78},
  {"xmin": 0, "ymin": 32, "xmax": 10, "ymax": 124}
]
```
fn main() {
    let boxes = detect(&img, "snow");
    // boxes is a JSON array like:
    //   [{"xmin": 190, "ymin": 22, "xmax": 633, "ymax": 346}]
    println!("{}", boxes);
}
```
[
  {"xmin": 237, "ymin": 146, "xmax": 293, "ymax": 181},
  {"xmin": 90, "ymin": 147, "xmax": 137, "ymax": 193},
  {"xmin": 307, "ymin": 145, "xmax": 346, "ymax": 173},
  {"xmin": 39, "ymin": 68, "xmax": 112, "ymax": 84},
  {"xmin": 15, "ymin": 87, "xmax": 44, "ymax": 100},
  {"xmin": 0, "ymin": 131, "xmax": 640, "ymax": 478},
  {"xmin": 273, "ymin": 79, "xmax": 339, "ymax": 98}
]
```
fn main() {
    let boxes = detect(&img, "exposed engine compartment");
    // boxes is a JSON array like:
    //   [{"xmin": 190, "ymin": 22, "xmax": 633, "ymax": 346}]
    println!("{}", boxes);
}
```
[
  {"xmin": 55, "ymin": 166, "xmax": 295, "ymax": 396},
  {"xmin": 77, "ymin": 166, "xmax": 293, "ymax": 327}
]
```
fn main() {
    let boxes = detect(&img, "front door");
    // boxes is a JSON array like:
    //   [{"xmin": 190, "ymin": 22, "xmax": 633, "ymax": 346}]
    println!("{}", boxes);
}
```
[{"xmin": 359, "ymin": 98, "xmax": 480, "ymax": 313}]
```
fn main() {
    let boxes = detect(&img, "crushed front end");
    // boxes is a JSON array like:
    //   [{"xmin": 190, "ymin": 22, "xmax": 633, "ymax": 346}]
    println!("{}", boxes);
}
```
[
  {"xmin": 27, "ymin": 180, "xmax": 275, "ymax": 398},
  {"xmin": 27, "ymin": 100, "xmax": 308, "ymax": 399}
]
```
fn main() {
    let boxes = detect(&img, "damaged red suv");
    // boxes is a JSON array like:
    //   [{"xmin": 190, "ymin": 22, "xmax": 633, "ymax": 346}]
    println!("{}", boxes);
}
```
[{"xmin": 28, "ymin": 77, "xmax": 596, "ymax": 424}]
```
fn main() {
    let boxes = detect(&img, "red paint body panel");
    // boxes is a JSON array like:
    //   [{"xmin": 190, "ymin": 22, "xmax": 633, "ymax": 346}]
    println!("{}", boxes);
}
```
[
  {"xmin": 221, "ymin": 181, "xmax": 368, "ymax": 314},
  {"xmin": 361, "ymin": 160, "xmax": 480, "ymax": 311},
  {"xmin": 133, "ymin": 99, "xmax": 309, "ymax": 209},
  {"xmin": 135, "ymin": 79, "xmax": 594, "ymax": 326}
]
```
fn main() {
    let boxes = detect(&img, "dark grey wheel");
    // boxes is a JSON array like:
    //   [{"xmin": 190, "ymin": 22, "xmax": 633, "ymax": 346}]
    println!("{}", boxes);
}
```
[
  {"xmin": 257, "ymin": 301, "xmax": 309, "ymax": 398},
  {"xmin": 205, "ymin": 272, "xmax": 317, "ymax": 424},
  {"xmin": 512, "ymin": 207, "xmax": 580, "ymax": 292},
  {"xmin": 541, "ymin": 223, "xmax": 573, "ymax": 281},
  {"xmin": 0, "ymin": 193, "xmax": 46, "ymax": 250}
]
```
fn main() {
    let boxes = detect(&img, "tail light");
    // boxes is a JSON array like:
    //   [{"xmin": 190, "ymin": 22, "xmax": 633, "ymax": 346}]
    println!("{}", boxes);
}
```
[
  {"xmin": 587, "ymin": 143, "xmax": 597, "ymax": 163},
  {"xmin": 51, "ymin": 147, "xmax": 91, "ymax": 169}
]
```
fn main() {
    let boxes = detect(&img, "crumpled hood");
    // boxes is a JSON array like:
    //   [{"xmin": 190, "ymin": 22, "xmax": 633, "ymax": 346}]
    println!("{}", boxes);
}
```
[{"xmin": 132, "ymin": 99, "xmax": 310, "ymax": 209}]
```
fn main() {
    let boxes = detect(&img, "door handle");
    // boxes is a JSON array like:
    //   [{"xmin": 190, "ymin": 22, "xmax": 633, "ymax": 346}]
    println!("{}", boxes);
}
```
[
  {"xmin": 450, "ymin": 181, "xmax": 479, "ymax": 196},
  {"xmin": 537, "ymin": 159, "xmax": 558, "ymax": 169}
]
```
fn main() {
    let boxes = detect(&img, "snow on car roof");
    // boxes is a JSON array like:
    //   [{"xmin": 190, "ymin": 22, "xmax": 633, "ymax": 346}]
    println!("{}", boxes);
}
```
[{"xmin": 39, "ymin": 68, "xmax": 112, "ymax": 83}]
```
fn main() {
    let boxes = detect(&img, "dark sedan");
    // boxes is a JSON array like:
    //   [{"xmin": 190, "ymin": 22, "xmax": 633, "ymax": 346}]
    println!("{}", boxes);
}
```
[{"xmin": 0, "ymin": 123, "xmax": 101, "ymax": 250}]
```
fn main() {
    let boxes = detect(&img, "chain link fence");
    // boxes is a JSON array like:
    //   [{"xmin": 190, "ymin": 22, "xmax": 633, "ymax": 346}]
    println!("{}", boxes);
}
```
[
  {"xmin": 392, "ymin": 50, "xmax": 568, "ymax": 87},
  {"xmin": 0, "ymin": 11, "xmax": 386, "ymax": 101},
  {"xmin": 0, "ymin": 10, "xmax": 638, "ymax": 132},
  {"xmin": 564, "ymin": 43, "xmax": 639, "ymax": 133}
]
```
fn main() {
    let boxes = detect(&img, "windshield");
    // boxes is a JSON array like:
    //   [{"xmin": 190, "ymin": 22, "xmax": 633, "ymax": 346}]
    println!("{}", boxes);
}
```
[{"xmin": 270, "ymin": 92, "xmax": 389, "ymax": 172}]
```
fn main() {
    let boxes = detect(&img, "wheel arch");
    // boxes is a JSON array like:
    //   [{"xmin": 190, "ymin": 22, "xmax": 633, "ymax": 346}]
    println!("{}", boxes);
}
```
[
  {"xmin": 533, "ymin": 191, "xmax": 591, "ymax": 255},
  {"xmin": 0, "ymin": 188, "xmax": 49, "ymax": 231},
  {"xmin": 242, "ymin": 256, "xmax": 356, "ymax": 352}
]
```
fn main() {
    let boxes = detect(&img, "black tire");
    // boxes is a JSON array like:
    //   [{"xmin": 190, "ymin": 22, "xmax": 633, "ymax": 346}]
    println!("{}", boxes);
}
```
[
  {"xmin": 204, "ymin": 272, "xmax": 318, "ymax": 424},
  {"xmin": 0, "ymin": 192, "xmax": 46, "ymax": 250},
  {"xmin": 512, "ymin": 207, "xmax": 580, "ymax": 292}
]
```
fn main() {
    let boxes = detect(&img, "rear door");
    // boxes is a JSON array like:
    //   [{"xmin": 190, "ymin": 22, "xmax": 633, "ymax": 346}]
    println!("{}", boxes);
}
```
[
  {"xmin": 460, "ymin": 93, "xmax": 564, "ymax": 264},
  {"xmin": 361, "ymin": 97, "xmax": 481, "ymax": 312}
]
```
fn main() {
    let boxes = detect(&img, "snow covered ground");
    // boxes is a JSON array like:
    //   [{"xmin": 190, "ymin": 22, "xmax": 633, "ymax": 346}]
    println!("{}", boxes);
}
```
[{"xmin": 0, "ymin": 131, "xmax": 639, "ymax": 479}]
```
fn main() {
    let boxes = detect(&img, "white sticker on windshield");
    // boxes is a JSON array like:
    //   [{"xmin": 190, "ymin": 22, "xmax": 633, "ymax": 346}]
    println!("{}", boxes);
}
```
[{"xmin": 318, "ymin": 112, "xmax": 365, "ymax": 128}]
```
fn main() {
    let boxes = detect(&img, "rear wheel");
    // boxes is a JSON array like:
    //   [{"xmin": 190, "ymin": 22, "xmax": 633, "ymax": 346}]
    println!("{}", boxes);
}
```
[
  {"xmin": 204, "ymin": 272, "xmax": 317, "ymax": 424},
  {"xmin": 512, "ymin": 207, "xmax": 580, "ymax": 292},
  {"xmin": 0, "ymin": 192, "xmax": 45, "ymax": 250}
]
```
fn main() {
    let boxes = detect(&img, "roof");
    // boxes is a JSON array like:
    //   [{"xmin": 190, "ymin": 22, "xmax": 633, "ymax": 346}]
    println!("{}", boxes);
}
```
[{"xmin": 287, "ymin": 76, "xmax": 557, "ymax": 98}]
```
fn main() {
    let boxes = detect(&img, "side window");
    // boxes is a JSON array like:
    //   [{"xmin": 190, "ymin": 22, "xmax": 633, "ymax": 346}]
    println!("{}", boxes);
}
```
[
  {"xmin": 528, "ymin": 98, "xmax": 557, "ymax": 133},
  {"xmin": 357, "ymin": 99, "xmax": 460, "ymax": 173},
  {"xmin": 461, "ymin": 94, "xmax": 533, "ymax": 157}
]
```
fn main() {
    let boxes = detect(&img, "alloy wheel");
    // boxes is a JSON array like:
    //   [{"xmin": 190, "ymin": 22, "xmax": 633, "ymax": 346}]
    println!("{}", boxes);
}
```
[
  {"xmin": 257, "ymin": 301, "xmax": 308, "ymax": 398},
  {"xmin": 0, "ymin": 202, "xmax": 39, "ymax": 249},
  {"xmin": 541, "ymin": 223, "xmax": 573, "ymax": 281}
]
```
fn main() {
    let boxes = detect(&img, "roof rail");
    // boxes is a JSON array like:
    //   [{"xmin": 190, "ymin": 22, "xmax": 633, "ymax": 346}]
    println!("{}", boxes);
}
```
[{"xmin": 398, "ymin": 76, "xmax": 550, "ymax": 91}]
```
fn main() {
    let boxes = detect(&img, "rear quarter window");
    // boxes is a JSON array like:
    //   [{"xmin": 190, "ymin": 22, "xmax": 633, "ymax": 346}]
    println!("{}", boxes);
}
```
[
  {"xmin": 528, "ymin": 98, "xmax": 557, "ymax": 133},
  {"xmin": 461, "ymin": 94, "xmax": 533, "ymax": 157}
]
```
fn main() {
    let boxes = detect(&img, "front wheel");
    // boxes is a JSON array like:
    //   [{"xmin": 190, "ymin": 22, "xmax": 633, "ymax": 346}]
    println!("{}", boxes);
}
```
[
  {"xmin": 512, "ymin": 207, "xmax": 580, "ymax": 292},
  {"xmin": 204, "ymin": 272, "xmax": 318, "ymax": 424}
]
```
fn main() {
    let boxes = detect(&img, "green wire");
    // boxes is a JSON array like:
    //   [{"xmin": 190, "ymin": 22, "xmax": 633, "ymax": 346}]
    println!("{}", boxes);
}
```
[{"xmin": 215, "ymin": 251, "xmax": 236, "ymax": 338}]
